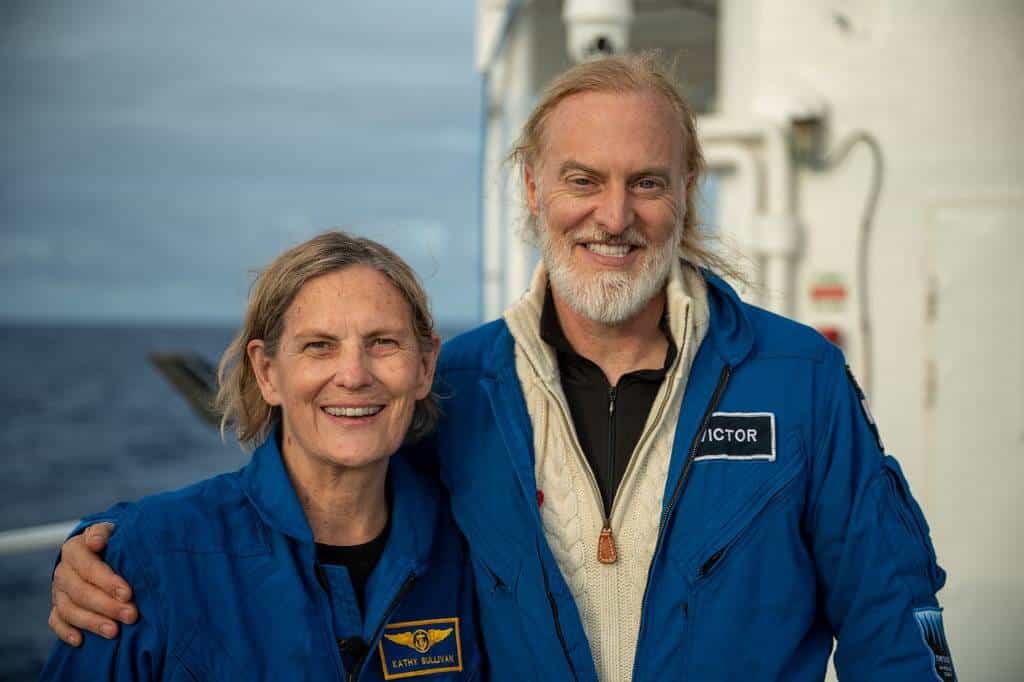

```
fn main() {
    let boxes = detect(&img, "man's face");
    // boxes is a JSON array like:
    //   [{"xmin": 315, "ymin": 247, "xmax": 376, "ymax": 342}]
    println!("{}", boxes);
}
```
[{"xmin": 525, "ymin": 89, "xmax": 688, "ymax": 325}]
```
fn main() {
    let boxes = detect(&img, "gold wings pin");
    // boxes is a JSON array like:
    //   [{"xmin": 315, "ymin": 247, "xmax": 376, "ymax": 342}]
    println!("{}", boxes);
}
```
[{"xmin": 384, "ymin": 627, "xmax": 454, "ymax": 654}]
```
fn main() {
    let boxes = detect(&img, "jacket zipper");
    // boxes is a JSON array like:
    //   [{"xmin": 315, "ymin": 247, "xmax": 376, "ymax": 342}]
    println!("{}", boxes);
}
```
[
  {"xmin": 631, "ymin": 364, "xmax": 731, "ymax": 680},
  {"xmin": 660, "ymin": 365, "xmax": 732, "ymax": 531},
  {"xmin": 347, "ymin": 572, "xmax": 417, "ymax": 682},
  {"xmin": 539, "ymin": 557, "xmax": 580, "ymax": 681}
]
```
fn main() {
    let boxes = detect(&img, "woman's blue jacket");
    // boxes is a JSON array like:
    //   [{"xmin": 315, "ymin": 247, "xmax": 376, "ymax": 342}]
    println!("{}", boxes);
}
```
[
  {"xmin": 431, "ymin": 269, "xmax": 953, "ymax": 681},
  {"xmin": 42, "ymin": 434, "xmax": 484, "ymax": 681}
]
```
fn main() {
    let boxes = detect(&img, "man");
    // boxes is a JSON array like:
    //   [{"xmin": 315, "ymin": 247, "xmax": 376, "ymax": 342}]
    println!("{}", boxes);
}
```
[{"xmin": 48, "ymin": 54, "xmax": 955, "ymax": 681}]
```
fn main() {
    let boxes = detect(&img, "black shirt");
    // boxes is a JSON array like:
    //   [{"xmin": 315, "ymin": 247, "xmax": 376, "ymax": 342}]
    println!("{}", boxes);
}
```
[
  {"xmin": 540, "ymin": 289, "xmax": 677, "ymax": 517},
  {"xmin": 315, "ymin": 519, "xmax": 390, "ymax": 617}
]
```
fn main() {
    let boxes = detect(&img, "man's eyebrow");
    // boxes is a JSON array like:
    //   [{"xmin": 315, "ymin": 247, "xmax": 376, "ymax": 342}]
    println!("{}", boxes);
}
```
[
  {"xmin": 628, "ymin": 166, "xmax": 672, "ymax": 181},
  {"xmin": 292, "ymin": 328, "xmax": 338, "ymax": 341},
  {"xmin": 558, "ymin": 160, "xmax": 603, "ymax": 177}
]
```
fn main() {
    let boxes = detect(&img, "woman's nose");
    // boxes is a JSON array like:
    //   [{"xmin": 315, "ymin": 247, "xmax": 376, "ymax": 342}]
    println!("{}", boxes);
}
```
[{"xmin": 333, "ymin": 345, "xmax": 374, "ymax": 389}]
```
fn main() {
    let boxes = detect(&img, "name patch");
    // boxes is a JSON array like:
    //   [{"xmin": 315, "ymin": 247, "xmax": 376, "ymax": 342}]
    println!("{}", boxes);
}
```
[
  {"xmin": 694, "ymin": 412, "xmax": 776, "ymax": 461},
  {"xmin": 914, "ymin": 608, "xmax": 957, "ymax": 681},
  {"xmin": 378, "ymin": 617, "xmax": 463, "ymax": 680}
]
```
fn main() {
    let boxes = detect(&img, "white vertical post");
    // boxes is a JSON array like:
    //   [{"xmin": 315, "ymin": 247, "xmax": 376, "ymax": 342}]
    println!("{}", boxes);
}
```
[
  {"xmin": 502, "ymin": 5, "xmax": 536, "ymax": 307},
  {"xmin": 482, "ymin": 61, "xmax": 507, "ymax": 321}
]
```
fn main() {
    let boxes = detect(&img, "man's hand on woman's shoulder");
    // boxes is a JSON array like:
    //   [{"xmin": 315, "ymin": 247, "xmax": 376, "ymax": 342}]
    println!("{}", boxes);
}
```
[{"xmin": 49, "ymin": 522, "xmax": 137, "ymax": 646}]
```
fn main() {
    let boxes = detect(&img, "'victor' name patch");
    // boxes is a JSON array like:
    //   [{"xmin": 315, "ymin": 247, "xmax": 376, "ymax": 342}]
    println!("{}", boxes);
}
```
[
  {"xmin": 378, "ymin": 617, "xmax": 463, "ymax": 680},
  {"xmin": 694, "ymin": 412, "xmax": 776, "ymax": 461},
  {"xmin": 914, "ymin": 608, "xmax": 957, "ymax": 681}
]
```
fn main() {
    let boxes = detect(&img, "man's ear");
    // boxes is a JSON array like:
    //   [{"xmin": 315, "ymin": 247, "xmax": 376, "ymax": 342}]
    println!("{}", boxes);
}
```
[
  {"xmin": 247, "ymin": 340, "xmax": 283, "ymax": 406},
  {"xmin": 415, "ymin": 334, "xmax": 441, "ymax": 401},
  {"xmin": 524, "ymin": 164, "xmax": 540, "ymax": 216},
  {"xmin": 684, "ymin": 170, "xmax": 697, "ymax": 193}
]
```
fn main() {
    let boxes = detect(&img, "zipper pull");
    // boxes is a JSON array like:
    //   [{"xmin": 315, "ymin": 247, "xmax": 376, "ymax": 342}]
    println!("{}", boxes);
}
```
[
  {"xmin": 608, "ymin": 387, "xmax": 617, "ymax": 416},
  {"xmin": 598, "ymin": 524, "xmax": 618, "ymax": 564}
]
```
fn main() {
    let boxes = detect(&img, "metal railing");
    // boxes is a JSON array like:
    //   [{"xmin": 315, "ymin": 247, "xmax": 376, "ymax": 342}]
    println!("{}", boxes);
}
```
[{"xmin": 0, "ymin": 520, "xmax": 78, "ymax": 556}]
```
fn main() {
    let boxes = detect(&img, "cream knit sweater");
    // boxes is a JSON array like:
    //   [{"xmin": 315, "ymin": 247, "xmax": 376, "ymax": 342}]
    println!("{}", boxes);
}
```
[{"xmin": 503, "ymin": 259, "xmax": 710, "ymax": 681}]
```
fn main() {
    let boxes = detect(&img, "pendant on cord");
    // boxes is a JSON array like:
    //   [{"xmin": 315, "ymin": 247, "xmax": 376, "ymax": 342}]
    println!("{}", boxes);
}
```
[{"xmin": 598, "ymin": 525, "xmax": 618, "ymax": 564}]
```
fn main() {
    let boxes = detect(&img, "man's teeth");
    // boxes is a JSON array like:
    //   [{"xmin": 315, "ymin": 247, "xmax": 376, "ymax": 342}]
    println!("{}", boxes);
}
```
[
  {"xmin": 323, "ymin": 406, "xmax": 383, "ymax": 417},
  {"xmin": 585, "ymin": 243, "xmax": 631, "ymax": 257}
]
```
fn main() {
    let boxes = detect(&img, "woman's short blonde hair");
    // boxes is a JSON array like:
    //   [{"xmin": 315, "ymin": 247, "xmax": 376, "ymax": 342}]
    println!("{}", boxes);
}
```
[{"xmin": 215, "ymin": 230, "xmax": 439, "ymax": 448}]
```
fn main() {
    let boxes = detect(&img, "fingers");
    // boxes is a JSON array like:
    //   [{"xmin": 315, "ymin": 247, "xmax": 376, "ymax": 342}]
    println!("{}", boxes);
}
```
[
  {"xmin": 83, "ymin": 522, "xmax": 114, "ymax": 553},
  {"xmin": 48, "ymin": 606, "xmax": 82, "ymax": 647},
  {"xmin": 52, "ymin": 559, "xmax": 138, "ymax": 627},
  {"xmin": 63, "ymin": 526, "xmax": 133, "ymax": 605},
  {"xmin": 51, "ymin": 588, "xmax": 121, "ymax": 640}
]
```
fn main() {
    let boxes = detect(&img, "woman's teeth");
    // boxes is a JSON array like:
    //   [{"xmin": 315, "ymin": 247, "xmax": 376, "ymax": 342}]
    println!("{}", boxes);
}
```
[{"xmin": 323, "ymin": 406, "xmax": 383, "ymax": 417}]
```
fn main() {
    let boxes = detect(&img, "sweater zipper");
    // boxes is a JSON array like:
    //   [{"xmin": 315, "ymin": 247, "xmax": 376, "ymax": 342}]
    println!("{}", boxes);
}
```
[
  {"xmin": 599, "ymin": 386, "xmax": 619, "ymax": 564},
  {"xmin": 632, "ymin": 364, "xmax": 731, "ymax": 680},
  {"xmin": 347, "ymin": 572, "xmax": 417, "ymax": 682}
]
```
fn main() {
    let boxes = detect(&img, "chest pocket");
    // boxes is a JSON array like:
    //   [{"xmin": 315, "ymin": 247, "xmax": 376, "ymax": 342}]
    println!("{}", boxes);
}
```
[{"xmin": 681, "ymin": 434, "xmax": 816, "ymax": 677}]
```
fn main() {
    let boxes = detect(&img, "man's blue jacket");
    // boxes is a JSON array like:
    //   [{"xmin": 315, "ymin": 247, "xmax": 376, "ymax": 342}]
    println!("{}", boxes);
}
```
[
  {"xmin": 42, "ymin": 434, "xmax": 484, "ymax": 681},
  {"xmin": 432, "ymin": 270, "xmax": 953, "ymax": 681}
]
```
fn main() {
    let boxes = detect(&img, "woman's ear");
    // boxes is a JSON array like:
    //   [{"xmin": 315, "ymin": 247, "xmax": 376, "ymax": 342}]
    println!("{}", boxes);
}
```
[
  {"xmin": 247, "ymin": 339, "xmax": 282, "ymax": 406},
  {"xmin": 415, "ymin": 334, "xmax": 441, "ymax": 400}
]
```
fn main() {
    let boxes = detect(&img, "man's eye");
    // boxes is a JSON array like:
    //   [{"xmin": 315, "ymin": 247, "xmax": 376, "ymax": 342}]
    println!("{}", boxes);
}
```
[
  {"xmin": 569, "ymin": 176, "xmax": 594, "ymax": 187},
  {"xmin": 304, "ymin": 341, "xmax": 331, "ymax": 351},
  {"xmin": 634, "ymin": 178, "xmax": 663, "ymax": 191},
  {"xmin": 370, "ymin": 338, "xmax": 399, "ymax": 352}
]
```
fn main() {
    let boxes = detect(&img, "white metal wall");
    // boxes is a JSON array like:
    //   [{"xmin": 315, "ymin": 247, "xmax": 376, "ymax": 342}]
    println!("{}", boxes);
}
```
[{"xmin": 716, "ymin": 1, "xmax": 1024, "ymax": 679}]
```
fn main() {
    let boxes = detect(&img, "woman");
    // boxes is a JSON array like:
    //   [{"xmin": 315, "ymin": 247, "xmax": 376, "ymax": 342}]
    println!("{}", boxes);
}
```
[{"xmin": 42, "ymin": 231, "xmax": 483, "ymax": 680}]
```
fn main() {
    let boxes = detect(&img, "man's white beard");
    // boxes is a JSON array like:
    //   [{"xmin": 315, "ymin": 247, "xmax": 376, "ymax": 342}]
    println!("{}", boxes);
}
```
[{"xmin": 539, "ymin": 218, "xmax": 682, "ymax": 326}]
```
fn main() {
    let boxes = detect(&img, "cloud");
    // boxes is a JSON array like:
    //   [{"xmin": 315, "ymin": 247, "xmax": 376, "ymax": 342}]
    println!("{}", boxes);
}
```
[{"xmin": 1, "ymin": 0, "xmax": 483, "ymax": 325}]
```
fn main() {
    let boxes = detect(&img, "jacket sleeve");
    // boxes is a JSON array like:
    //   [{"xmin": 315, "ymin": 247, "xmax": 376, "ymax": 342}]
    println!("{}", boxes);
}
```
[
  {"xmin": 41, "ymin": 509, "xmax": 167, "ymax": 681},
  {"xmin": 807, "ymin": 345, "xmax": 956, "ymax": 682}
]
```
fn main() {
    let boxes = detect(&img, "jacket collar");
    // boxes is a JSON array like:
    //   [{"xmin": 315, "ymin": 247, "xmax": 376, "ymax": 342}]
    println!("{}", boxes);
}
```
[
  {"xmin": 700, "ymin": 268, "xmax": 755, "ymax": 367},
  {"xmin": 241, "ymin": 428, "xmax": 439, "ymax": 571}
]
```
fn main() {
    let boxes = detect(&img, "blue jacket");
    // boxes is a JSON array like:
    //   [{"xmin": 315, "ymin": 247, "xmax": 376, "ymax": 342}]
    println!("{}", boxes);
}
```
[
  {"xmin": 42, "ymin": 433, "xmax": 484, "ymax": 681},
  {"xmin": 433, "ymin": 270, "xmax": 953, "ymax": 681}
]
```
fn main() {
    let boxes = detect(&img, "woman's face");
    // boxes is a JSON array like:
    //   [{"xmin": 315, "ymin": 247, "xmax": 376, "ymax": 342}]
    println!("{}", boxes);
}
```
[{"xmin": 249, "ymin": 265, "xmax": 438, "ymax": 472}]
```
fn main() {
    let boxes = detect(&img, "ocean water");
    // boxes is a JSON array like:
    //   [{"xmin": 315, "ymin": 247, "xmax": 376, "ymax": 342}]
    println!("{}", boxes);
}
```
[{"xmin": 0, "ymin": 323, "xmax": 251, "ymax": 679}]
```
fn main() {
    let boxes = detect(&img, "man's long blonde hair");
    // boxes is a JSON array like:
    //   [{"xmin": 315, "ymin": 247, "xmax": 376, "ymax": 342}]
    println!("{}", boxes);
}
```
[{"xmin": 509, "ymin": 51, "xmax": 738, "ymax": 278}]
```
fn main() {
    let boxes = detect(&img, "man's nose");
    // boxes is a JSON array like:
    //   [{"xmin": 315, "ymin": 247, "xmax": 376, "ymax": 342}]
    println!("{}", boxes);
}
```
[
  {"xmin": 333, "ymin": 344, "xmax": 374, "ymax": 389},
  {"xmin": 593, "ymin": 184, "xmax": 635, "ymax": 235}
]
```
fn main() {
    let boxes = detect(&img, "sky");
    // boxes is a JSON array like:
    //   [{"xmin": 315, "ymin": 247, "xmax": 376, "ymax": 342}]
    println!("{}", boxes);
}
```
[{"xmin": 1, "ymin": 1, "xmax": 483, "ymax": 326}]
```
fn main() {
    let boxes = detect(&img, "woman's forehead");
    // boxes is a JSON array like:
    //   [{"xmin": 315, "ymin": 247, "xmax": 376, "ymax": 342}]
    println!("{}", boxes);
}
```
[{"xmin": 284, "ymin": 266, "xmax": 414, "ymax": 333}]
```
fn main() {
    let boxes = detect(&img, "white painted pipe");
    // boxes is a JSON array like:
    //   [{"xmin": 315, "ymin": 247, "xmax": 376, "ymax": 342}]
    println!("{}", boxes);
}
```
[
  {"xmin": 703, "ymin": 143, "xmax": 764, "ymax": 305},
  {"xmin": 698, "ymin": 116, "xmax": 800, "ymax": 314},
  {"xmin": 0, "ymin": 520, "xmax": 77, "ymax": 556}
]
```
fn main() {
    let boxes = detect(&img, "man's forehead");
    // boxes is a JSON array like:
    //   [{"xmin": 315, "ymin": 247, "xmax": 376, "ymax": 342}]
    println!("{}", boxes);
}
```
[{"xmin": 539, "ymin": 89, "xmax": 684, "ymax": 173}]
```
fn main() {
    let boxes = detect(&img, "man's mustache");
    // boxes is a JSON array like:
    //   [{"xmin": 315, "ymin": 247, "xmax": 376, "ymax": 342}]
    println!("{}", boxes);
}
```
[{"xmin": 566, "ymin": 227, "xmax": 649, "ymax": 248}]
